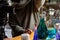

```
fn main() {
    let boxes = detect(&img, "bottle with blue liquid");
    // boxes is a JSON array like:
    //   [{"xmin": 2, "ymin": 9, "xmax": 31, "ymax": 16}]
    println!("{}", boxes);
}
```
[
  {"xmin": 46, "ymin": 24, "xmax": 57, "ymax": 40},
  {"xmin": 56, "ymin": 25, "xmax": 60, "ymax": 40}
]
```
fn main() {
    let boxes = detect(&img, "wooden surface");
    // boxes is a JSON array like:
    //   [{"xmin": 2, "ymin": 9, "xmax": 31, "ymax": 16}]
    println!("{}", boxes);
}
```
[{"xmin": 12, "ymin": 32, "xmax": 34, "ymax": 40}]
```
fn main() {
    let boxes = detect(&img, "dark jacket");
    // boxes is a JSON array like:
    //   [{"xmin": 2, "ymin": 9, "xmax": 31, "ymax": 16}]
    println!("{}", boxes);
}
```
[{"xmin": 0, "ymin": 0, "xmax": 41, "ymax": 37}]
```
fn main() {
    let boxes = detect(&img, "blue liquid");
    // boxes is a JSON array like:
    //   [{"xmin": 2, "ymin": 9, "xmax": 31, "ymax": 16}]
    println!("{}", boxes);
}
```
[
  {"xmin": 46, "ymin": 28, "xmax": 57, "ymax": 40},
  {"xmin": 56, "ymin": 33, "xmax": 60, "ymax": 40}
]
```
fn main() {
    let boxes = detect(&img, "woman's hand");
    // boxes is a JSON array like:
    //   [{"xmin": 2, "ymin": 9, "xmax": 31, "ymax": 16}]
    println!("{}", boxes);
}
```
[{"xmin": 25, "ymin": 29, "xmax": 32, "ymax": 34}]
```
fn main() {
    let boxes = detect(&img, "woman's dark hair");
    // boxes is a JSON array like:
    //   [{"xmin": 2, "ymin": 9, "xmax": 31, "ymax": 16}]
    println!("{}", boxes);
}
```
[
  {"xmin": 11, "ymin": 0, "xmax": 20, "ymax": 3},
  {"xmin": 0, "ymin": 0, "xmax": 8, "ymax": 5},
  {"xmin": 4, "ymin": 36, "xmax": 7, "ymax": 38}
]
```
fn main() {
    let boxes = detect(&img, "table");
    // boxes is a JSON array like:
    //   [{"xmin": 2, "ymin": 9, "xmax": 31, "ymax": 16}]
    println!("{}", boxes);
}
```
[{"xmin": 12, "ymin": 32, "xmax": 34, "ymax": 40}]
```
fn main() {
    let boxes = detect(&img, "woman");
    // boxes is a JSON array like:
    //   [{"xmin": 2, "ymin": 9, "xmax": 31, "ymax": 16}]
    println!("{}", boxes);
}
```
[{"xmin": 8, "ymin": 0, "xmax": 45, "ymax": 37}]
